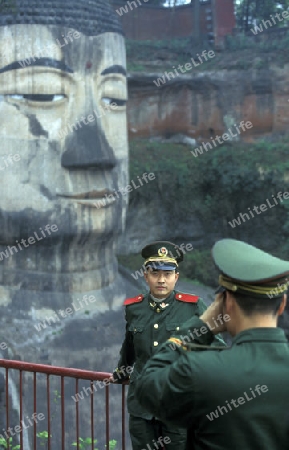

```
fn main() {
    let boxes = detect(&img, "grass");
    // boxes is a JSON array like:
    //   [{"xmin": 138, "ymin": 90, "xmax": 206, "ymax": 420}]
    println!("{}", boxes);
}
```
[{"xmin": 126, "ymin": 33, "xmax": 289, "ymax": 72}]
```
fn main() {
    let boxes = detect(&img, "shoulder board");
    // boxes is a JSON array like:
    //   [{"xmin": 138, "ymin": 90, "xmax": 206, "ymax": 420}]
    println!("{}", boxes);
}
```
[
  {"xmin": 123, "ymin": 294, "xmax": 144, "ymax": 306},
  {"xmin": 184, "ymin": 343, "xmax": 230, "ymax": 351},
  {"xmin": 175, "ymin": 292, "xmax": 199, "ymax": 303}
]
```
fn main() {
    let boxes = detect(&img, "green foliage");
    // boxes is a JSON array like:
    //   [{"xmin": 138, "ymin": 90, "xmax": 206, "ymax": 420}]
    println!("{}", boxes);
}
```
[
  {"xmin": 71, "ymin": 438, "xmax": 117, "ymax": 450},
  {"xmin": 37, "ymin": 431, "xmax": 50, "ymax": 439},
  {"xmin": 126, "ymin": 38, "xmax": 185, "ymax": 57},
  {"xmin": 225, "ymin": 32, "xmax": 289, "ymax": 54},
  {"xmin": 53, "ymin": 389, "xmax": 61, "ymax": 403},
  {"xmin": 128, "ymin": 137, "xmax": 289, "ymax": 257},
  {"xmin": 235, "ymin": 0, "xmax": 289, "ymax": 32},
  {"xmin": 36, "ymin": 430, "xmax": 51, "ymax": 448},
  {"xmin": 52, "ymin": 329, "xmax": 64, "ymax": 335},
  {"xmin": 125, "ymin": 38, "xmax": 209, "ymax": 72},
  {"xmin": 34, "ymin": 394, "xmax": 117, "ymax": 450},
  {"xmin": 72, "ymin": 437, "xmax": 98, "ymax": 449},
  {"xmin": 0, "ymin": 437, "xmax": 20, "ymax": 450},
  {"xmin": 127, "ymin": 62, "xmax": 146, "ymax": 72},
  {"xmin": 107, "ymin": 439, "xmax": 117, "ymax": 450},
  {"xmin": 225, "ymin": 34, "xmax": 253, "ymax": 50},
  {"xmin": 36, "ymin": 431, "xmax": 117, "ymax": 450},
  {"xmin": 125, "ymin": 27, "xmax": 289, "ymax": 72},
  {"xmin": 0, "ymin": 0, "xmax": 17, "ymax": 14},
  {"xmin": 117, "ymin": 253, "xmax": 144, "ymax": 273},
  {"xmin": 180, "ymin": 250, "xmax": 219, "ymax": 287}
]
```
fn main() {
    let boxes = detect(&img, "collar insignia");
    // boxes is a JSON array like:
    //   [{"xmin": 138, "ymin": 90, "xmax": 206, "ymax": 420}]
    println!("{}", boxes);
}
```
[
  {"xmin": 149, "ymin": 300, "xmax": 169, "ymax": 312},
  {"xmin": 160, "ymin": 302, "xmax": 169, "ymax": 308}
]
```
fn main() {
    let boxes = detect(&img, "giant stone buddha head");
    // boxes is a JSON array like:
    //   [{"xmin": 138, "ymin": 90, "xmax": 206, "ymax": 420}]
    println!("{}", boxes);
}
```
[{"xmin": 0, "ymin": 0, "xmax": 129, "ymax": 303}]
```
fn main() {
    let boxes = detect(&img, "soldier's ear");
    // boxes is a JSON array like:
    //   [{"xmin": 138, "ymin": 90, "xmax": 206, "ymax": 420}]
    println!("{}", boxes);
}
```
[{"xmin": 278, "ymin": 294, "xmax": 287, "ymax": 316}]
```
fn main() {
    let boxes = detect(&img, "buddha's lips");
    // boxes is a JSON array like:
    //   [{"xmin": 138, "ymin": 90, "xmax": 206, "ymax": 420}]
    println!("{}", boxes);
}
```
[{"xmin": 57, "ymin": 190, "xmax": 114, "ymax": 199}]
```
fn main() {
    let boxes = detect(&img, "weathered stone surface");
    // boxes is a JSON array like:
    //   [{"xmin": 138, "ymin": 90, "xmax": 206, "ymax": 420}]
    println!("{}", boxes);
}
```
[
  {"xmin": 0, "ymin": 1, "xmax": 132, "ymax": 446},
  {"xmin": 126, "ymin": 68, "xmax": 287, "ymax": 140}
]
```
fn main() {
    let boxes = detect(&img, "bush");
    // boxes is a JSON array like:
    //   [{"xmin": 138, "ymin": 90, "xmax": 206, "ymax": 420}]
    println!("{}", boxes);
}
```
[
  {"xmin": 180, "ymin": 250, "xmax": 219, "ymax": 287},
  {"xmin": 128, "ymin": 137, "xmax": 289, "ymax": 256}
]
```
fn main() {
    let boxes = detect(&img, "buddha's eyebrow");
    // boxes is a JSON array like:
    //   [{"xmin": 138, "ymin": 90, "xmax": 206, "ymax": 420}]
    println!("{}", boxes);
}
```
[
  {"xmin": 0, "ymin": 58, "xmax": 73, "ymax": 74},
  {"xmin": 101, "ymin": 65, "xmax": 126, "ymax": 77}
]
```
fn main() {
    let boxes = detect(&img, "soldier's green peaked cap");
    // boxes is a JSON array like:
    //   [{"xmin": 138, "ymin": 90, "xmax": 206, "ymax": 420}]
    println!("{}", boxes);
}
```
[
  {"xmin": 141, "ymin": 241, "xmax": 183, "ymax": 271},
  {"xmin": 212, "ymin": 239, "xmax": 289, "ymax": 298}
]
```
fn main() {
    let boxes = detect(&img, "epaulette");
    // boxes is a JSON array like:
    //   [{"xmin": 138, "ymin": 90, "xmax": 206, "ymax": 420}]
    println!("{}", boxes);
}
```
[
  {"xmin": 175, "ymin": 292, "xmax": 199, "ymax": 303},
  {"xmin": 123, "ymin": 294, "xmax": 144, "ymax": 306}
]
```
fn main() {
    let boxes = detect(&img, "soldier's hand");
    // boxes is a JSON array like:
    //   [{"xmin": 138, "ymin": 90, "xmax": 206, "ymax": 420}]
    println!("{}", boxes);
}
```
[
  {"xmin": 109, "ymin": 367, "xmax": 130, "ymax": 384},
  {"xmin": 108, "ymin": 375, "xmax": 117, "ymax": 383},
  {"xmin": 200, "ymin": 293, "xmax": 228, "ymax": 334}
]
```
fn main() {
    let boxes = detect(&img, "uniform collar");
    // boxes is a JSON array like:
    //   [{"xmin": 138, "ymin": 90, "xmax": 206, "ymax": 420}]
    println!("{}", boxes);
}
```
[
  {"xmin": 232, "ymin": 327, "xmax": 288, "ymax": 345},
  {"xmin": 148, "ymin": 290, "xmax": 175, "ymax": 303},
  {"xmin": 148, "ymin": 290, "xmax": 175, "ymax": 312}
]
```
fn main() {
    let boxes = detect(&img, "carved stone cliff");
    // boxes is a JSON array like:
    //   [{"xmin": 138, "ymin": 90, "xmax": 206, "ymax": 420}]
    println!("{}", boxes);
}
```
[{"xmin": 127, "ymin": 66, "xmax": 289, "ymax": 140}]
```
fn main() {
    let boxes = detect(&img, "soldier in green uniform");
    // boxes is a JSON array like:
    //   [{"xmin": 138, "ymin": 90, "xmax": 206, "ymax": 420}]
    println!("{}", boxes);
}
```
[
  {"xmin": 111, "ymin": 241, "xmax": 225, "ymax": 450},
  {"xmin": 135, "ymin": 238, "xmax": 289, "ymax": 450}
]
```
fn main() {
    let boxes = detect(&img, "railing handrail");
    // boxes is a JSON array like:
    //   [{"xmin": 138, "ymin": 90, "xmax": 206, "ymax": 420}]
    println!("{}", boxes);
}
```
[{"xmin": 0, "ymin": 358, "xmax": 112, "ymax": 381}]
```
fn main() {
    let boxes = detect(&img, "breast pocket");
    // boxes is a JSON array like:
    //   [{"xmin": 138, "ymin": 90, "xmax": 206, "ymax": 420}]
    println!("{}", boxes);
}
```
[
  {"xmin": 165, "ymin": 323, "xmax": 181, "ymax": 333},
  {"xmin": 128, "ymin": 324, "xmax": 145, "ymax": 334},
  {"xmin": 128, "ymin": 324, "xmax": 145, "ymax": 349}
]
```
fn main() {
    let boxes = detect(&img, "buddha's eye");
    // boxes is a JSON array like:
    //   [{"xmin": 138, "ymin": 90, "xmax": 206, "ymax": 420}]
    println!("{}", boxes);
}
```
[
  {"xmin": 7, "ymin": 94, "xmax": 66, "ymax": 102},
  {"xmin": 102, "ymin": 96, "xmax": 127, "ymax": 110}
]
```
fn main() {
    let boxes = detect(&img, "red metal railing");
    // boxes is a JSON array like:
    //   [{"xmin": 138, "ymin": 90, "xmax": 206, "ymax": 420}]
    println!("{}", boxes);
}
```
[{"xmin": 0, "ymin": 359, "xmax": 128, "ymax": 450}]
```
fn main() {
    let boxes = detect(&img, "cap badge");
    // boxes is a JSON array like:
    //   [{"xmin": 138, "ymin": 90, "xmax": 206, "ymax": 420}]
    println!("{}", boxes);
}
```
[{"xmin": 158, "ymin": 247, "xmax": 168, "ymax": 257}]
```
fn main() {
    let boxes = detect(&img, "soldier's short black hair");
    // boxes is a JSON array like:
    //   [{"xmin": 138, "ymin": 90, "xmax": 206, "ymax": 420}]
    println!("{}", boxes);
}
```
[
  {"xmin": 232, "ymin": 292, "xmax": 283, "ymax": 317},
  {"xmin": 0, "ymin": 0, "xmax": 123, "ymax": 36}
]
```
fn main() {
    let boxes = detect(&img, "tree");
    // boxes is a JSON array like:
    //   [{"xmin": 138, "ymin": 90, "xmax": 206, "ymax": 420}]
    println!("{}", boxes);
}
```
[{"xmin": 235, "ymin": 0, "xmax": 289, "ymax": 32}]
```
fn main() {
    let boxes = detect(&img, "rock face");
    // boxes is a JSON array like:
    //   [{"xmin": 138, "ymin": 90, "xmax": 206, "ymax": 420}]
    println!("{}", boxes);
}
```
[
  {"xmin": 127, "ymin": 67, "xmax": 289, "ymax": 140},
  {"xmin": 0, "ymin": 1, "xmax": 135, "ymax": 447}
]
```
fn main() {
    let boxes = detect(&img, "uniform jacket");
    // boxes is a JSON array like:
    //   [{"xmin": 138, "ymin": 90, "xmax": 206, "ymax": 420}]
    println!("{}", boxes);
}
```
[
  {"xmin": 135, "ymin": 316, "xmax": 289, "ymax": 449},
  {"xmin": 116, "ymin": 290, "xmax": 225, "ymax": 419}
]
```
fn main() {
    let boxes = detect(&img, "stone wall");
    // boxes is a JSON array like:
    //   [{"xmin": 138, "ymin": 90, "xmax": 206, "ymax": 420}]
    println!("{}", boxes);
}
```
[
  {"xmin": 112, "ymin": 0, "xmax": 235, "ymax": 42},
  {"xmin": 126, "ymin": 67, "xmax": 289, "ymax": 140}
]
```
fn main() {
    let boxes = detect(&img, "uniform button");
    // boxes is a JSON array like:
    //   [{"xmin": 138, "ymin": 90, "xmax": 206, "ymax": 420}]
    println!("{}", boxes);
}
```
[
  {"xmin": 153, "ymin": 341, "xmax": 158, "ymax": 346},
  {"xmin": 176, "ymin": 326, "xmax": 179, "ymax": 330},
  {"xmin": 154, "ymin": 324, "xmax": 159, "ymax": 329}
]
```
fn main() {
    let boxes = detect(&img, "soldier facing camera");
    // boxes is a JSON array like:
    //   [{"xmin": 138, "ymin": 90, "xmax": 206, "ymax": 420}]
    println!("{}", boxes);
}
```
[{"xmin": 111, "ymin": 240, "xmax": 225, "ymax": 450}]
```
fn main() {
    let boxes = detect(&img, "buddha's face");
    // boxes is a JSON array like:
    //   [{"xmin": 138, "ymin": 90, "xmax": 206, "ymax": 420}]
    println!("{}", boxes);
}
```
[{"xmin": 0, "ymin": 25, "xmax": 128, "ymax": 244}]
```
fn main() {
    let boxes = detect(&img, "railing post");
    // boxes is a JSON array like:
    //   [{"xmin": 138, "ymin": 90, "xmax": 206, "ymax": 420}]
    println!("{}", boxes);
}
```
[{"xmin": 106, "ymin": 385, "xmax": 110, "ymax": 450}]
